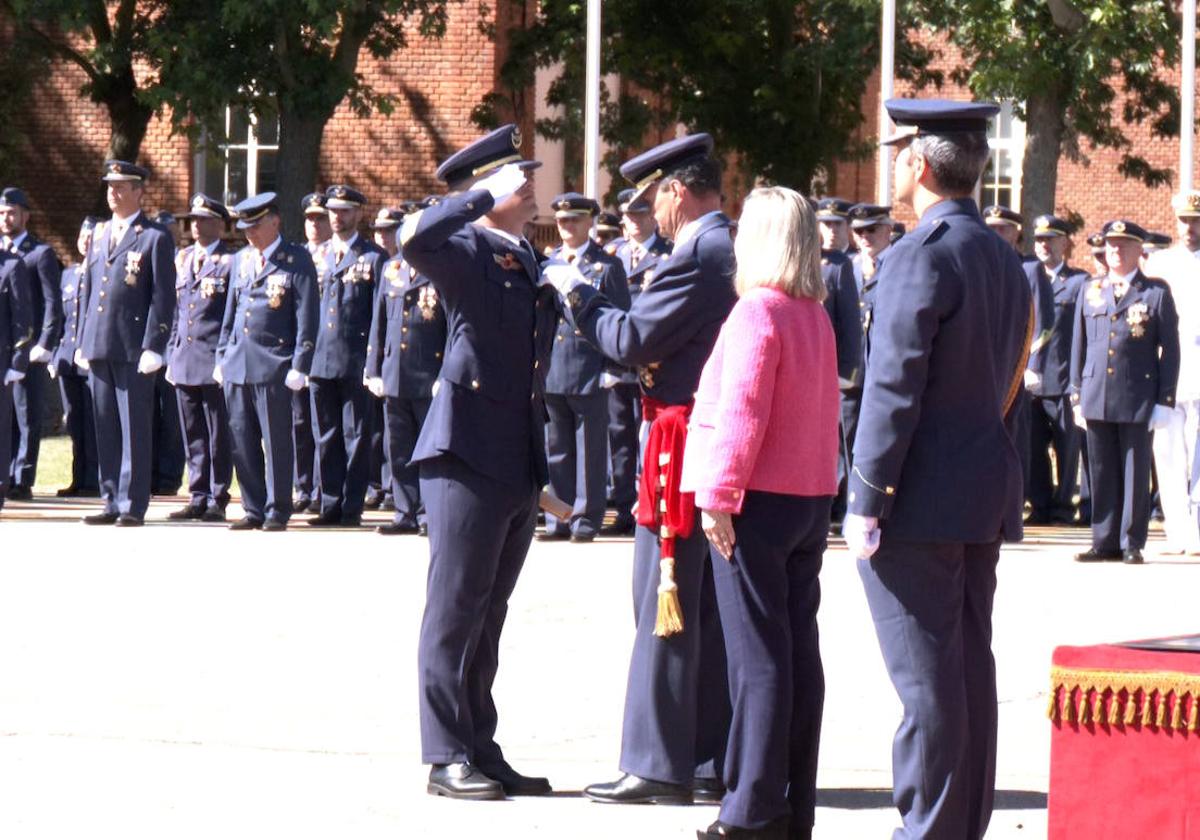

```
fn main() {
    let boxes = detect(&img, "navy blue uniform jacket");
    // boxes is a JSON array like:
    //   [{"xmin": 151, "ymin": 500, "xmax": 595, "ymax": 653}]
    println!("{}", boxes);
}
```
[
  {"xmin": 310, "ymin": 235, "xmax": 388, "ymax": 380},
  {"xmin": 169, "ymin": 242, "xmax": 238, "ymax": 386},
  {"xmin": 0, "ymin": 252, "xmax": 33, "ymax": 374},
  {"xmin": 1025, "ymin": 261, "xmax": 1090, "ymax": 397},
  {"xmin": 545, "ymin": 240, "xmax": 629, "ymax": 395},
  {"xmin": 365, "ymin": 254, "xmax": 447, "ymax": 399}
]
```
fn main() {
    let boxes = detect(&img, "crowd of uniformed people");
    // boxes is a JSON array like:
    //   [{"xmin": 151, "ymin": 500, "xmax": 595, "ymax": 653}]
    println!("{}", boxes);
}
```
[{"xmin": 0, "ymin": 96, "xmax": 1196, "ymax": 840}]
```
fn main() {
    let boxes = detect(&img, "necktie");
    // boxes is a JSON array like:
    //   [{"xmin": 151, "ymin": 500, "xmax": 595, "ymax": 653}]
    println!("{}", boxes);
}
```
[
  {"xmin": 567, "ymin": 252, "xmax": 576, "ymax": 264},
  {"xmin": 631, "ymin": 246, "xmax": 642, "ymax": 269},
  {"xmin": 194, "ymin": 246, "xmax": 206, "ymax": 273},
  {"xmin": 1112, "ymin": 281, "xmax": 1127, "ymax": 300},
  {"xmin": 257, "ymin": 252, "xmax": 266, "ymax": 273},
  {"xmin": 335, "ymin": 247, "xmax": 346, "ymax": 265}
]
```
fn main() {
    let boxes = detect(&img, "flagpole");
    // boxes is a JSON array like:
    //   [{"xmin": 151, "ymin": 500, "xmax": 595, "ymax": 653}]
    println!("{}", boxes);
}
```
[
  {"xmin": 1182, "ymin": 0, "xmax": 1196, "ymax": 189},
  {"xmin": 584, "ymin": 0, "xmax": 602, "ymax": 199},
  {"xmin": 878, "ymin": 0, "xmax": 896, "ymax": 204}
]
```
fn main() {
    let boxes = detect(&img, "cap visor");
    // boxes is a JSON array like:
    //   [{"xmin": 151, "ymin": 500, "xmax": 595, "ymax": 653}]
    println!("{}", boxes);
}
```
[
  {"xmin": 879, "ymin": 126, "xmax": 919, "ymax": 147},
  {"xmin": 325, "ymin": 199, "xmax": 362, "ymax": 210}
]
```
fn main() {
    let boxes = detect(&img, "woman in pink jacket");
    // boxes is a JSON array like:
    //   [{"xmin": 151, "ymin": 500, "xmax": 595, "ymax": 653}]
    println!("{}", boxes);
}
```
[{"xmin": 681, "ymin": 186, "xmax": 839, "ymax": 840}]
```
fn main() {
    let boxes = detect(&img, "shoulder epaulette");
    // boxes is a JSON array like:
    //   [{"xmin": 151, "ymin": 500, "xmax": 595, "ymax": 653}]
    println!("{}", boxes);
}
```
[{"xmin": 920, "ymin": 219, "xmax": 947, "ymax": 245}]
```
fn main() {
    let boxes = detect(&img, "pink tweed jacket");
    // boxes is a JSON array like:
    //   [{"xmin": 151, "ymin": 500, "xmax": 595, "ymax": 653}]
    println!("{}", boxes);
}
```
[{"xmin": 680, "ymin": 285, "xmax": 840, "ymax": 514}]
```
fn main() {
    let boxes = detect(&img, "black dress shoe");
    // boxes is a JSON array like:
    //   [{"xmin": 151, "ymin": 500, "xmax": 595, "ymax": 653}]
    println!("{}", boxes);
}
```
[
  {"xmin": 294, "ymin": 496, "xmax": 312, "ymax": 512},
  {"xmin": 1074, "ymin": 549, "xmax": 1122, "ymax": 563},
  {"xmin": 76, "ymin": 487, "xmax": 101, "ymax": 498},
  {"xmin": 697, "ymin": 816, "xmax": 790, "ymax": 839},
  {"xmin": 229, "ymin": 517, "xmax": 263, "ymax": 531},
  {"xmin": 536, "ymin": 530, "xmax": 570, "ymax": 542},
  {"xmin": 115, "ymin": 514, "xmax": 143, "ymax": 527},
  {"xmin": 427, "ymin": 763, "xmax": 505, "ymax": 801},
  {"xmin": 1123, "ymin": 549, "xmax": 1144, "ymax": 565},
  {"xmin": 83, "ymin": 511, "xmax": 119, "ymax": 525},
  {"xmin": 201, "ymin": 507, "xmax": 227, "ymax": 523},
  {"xmin": 306, "ymin": 498, "xmax": 323, "ymax": 513},
  {"xmin": 340, "ymin": 515, "xmax": 362, "ymax": 527},
  {"xmin": 262, "ymin": 519, "xmax": 287, "ymax": 532},
  {"xmin": 363, "ymin": 490, "xmax": 384, "ymax": 510},
  {"xmin": 376, "ymin": 521, "xmax": 419, "ymax": 535},
  {"xmin": 55, "ymin": 486, "xmax": 79, "ymax": 498},
  {"xmin": 168, "ymin": 504, "xmax": 207, "ymax": 521},
  {"xmin": 692, "ymin": 776, "xmax": 726, "ymax": 804},
  {"xmin": 584, "ymin": 773, "xmax": 693, "ymax": 805},
  {"xmin": 7, "ymin": 485, "xmax": 32, "ymax": 501},
  {"xmin": 477, "ymin": 762, "xmax": 552, "ymax": 796},
  {"xmin": 600, "ymin": 518, "xmax": 636, "ymax": 536},
  {"xmin": 307, "ymin": 511, "xmax": 342, "ymax": 527},
  {"xmin": 570, "ymin": 532, "xmax": 596, "ymax": 543}
]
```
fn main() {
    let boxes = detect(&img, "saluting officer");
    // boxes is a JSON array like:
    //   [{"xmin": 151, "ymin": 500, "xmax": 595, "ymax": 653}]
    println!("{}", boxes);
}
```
[
  {"xmin": 76, "ymin": 161, "xmax": 176, "ymax": 526},
  {"xmin": 0, "ymin": 187, "xmax": 62, "ymax": 500},
  {"xmin": 215, "ymin": 193, "xmax": 318, "ymax": 531},
  {"xmin": 165, "ymin": 194, "xmax": 237, "ymax": 522},
  {"xmin": 294, "ymin": 191, "xmax": 330, "ymax": 513},
  {"xmin": 546, "ymin": 133, "xmax": 735, "ymax": 806},
  {"xmin": 0, "ymin": 242, "xmax": 33, "ymax": 514},
  {"xmin": 1071, "ymin": 220, "xmax": 1180, "ymax": 564},
  {"xmin": 306, "ymin": 185, "xmax": 387, "ymax": 527},
  {"xmin": 52, "ymin": 217, "xmax": 101, "ymax": 497},
  {"xmin": 364, "ymin": 213, "xmax": 447, "ymax": 535},
  {"xmin": 844, "ymin": 99, "xmax": 1032, "ymax": 840},
  {"xmin": 400, "ymin": 125, "xmax": 557, "ymax": 800},
  {"xmin": 1024, "ymin": 214, "xmax": 1090, "ymax": 525},
  {"xmin": 540, "ymin": 193, "xmax": 629, "ymax": 542},
  {"xmin": 604, "ymin": 187, "xmax": 672, "ymax": 536}
]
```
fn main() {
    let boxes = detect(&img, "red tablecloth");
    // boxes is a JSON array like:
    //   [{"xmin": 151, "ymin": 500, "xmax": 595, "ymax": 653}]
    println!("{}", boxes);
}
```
[{"xmin": 1048, "ymin": 643, "xmax": 1200, "ymax": 839}]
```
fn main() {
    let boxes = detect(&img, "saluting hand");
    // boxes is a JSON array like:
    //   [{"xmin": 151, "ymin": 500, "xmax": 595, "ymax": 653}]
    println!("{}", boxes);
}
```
[
  {"xmin": 475, "ymin": 163, "xmax": 526, "ymax": 205},
  {"xmin": 702, "ymin": 510, "xmax": 736, "ymax": 561}
]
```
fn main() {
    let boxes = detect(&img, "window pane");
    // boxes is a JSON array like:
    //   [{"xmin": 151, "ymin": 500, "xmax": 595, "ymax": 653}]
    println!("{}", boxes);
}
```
[
  {"xmin": 226, "ymin": 149, "xmax": 249, "ymax": 205},
  {"xmin": 254, "ymin": 115, "xmax": 279, "ymax": 147},
  {"xmin": 255, "ymin": 149, "xmax": 278, "ymax": 196},
  {"xmin": 229, "ymin": 107, "xmax": 252, "ymax": 145}
]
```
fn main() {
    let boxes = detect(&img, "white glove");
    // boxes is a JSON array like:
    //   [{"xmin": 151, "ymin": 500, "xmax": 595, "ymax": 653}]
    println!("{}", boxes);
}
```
[
  {"xmin": 284, "ymin": 369, "xmax": 307, "ymax": 392},
  {"xmin": 165, "ymin": 365, "xmax": 176, "ymax": 386},
  {"xmin": 29, "ymin": 345, "xmax": 51, "ymax": 364},
  {"xmin": 212, "ymin": 364, "xmax": 224, "ymax": 386},
  {"xmin": 73, "ymin": 348, "xmax": 90, "ymax": 371},
  {"xmin": 1149, "ymin": 404, "xmax": 1175, "ymax": 431},
  {"xmin": 474, "ymin": 163, "xmax": 526, "ymax": 205},
  {"xmin": 843, "ymin": 513, "xmax": 881, "ymax": 560},
  {"xmin": 1023, "ymin": 369, "xmax": 1041, "ymax": 389},
  {"xmin": 137, "ymin": 350, "xmax": 164, "ymax": 375},
  {"xmin": 3, "ymin": 369, "xmax": 24, "ymax": 385},
  {"xmin": 599, "ymin": 372, "xmax": 619, "ymax": 389},
  {"xmin": 47, "ymin": 364, "xmax": 57, "ymax": 380},
  {"xmin": 365, "ymin": 376, "xmax": 385, "ymax": 398},
  {"xmin": 540, "ymin": 261, "xmax": 588, "ymax": 295},
  {"xmin": 1072, "ymin": 404, "xmax": 1087, "ymax": 430}
]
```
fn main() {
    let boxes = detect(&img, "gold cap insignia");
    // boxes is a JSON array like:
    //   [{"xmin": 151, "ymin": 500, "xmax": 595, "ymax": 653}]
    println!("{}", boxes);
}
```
[
  {"xmin": 109, "ymin": 163, "xmax": 121, "ymax": 174},
  {"xmin": 988, "ymin": 207, "xmax": 1001, "ymax": 217},
  {"xmin": 335, "ymin": 186, "xmax": 347, "ymax": 198},
  {"xmin": 1111, "ymin": 221, "xmax": 1126, "ymax": 233},
  {"xmin": 511, "ymin": 128, "xmax": 522, "ymax": 150}
]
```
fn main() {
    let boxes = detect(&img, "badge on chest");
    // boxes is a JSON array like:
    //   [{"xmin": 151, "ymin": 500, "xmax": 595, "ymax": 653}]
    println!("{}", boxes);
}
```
[
  {"xmin": 266, "ymin": 273, "xmax": 290, "ymax": 309},
  {"xmin": 124, "ymin": 251, "xmax": 142, "ymax": 287},
  {"xmin": 1127, "ymin": 302, "xmax": 1149, "ymax": 338}
]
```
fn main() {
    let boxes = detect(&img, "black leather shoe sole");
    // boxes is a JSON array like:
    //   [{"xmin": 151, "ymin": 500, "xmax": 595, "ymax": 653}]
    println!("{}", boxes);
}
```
[
  {"xmin": 570, "ymin": 533, "xmax": 596, "ymax": 543},
  {"xmin": 1123, "ymin": 550, "xmax": 1144, "ymax": 565},
  {"xmin": 377, "ymin": 522, "xmax": 419, "ymax": 535},
  {"xmin": 1074, "ymin": 551, "xmax": 1122, "ymax": 563},
  {"xmin": 168, "ymin": 508, "xmax": 206, "ymax": 521},
  {"xmin": 7, "ymin": 487, "xmax": 32, "ymax": 501},
  {"xmin": 83, "ymin": 512, "xmax": 119, "ymax": 525},
  {"xmin": 201, "ymin": 509, "xmax": 226, "ymax": 522},
  {"xmin": 115, "ymin": 515, "xmax": 144, "ymax": 527},
  {"xmin": 426, "ymin": 780, "xmax": 505, "ymax": 801},
  {"xmin": 536, "ymin": 531, "xmax": 570, "ymax": 542},
  {"xmin": 229, "ymin": 518, "xmax": 263, "ymax": 531},
  {"xmin": 262, "ymin": 520, "xmax": 287, "ymax": 532}
]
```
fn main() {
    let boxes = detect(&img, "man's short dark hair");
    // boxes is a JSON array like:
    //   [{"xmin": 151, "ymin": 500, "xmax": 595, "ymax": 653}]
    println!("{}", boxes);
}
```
[
  {"xmin": 910, "ymin": 131, "xmax": 990, "ymax": 196},
  {"xmin": 666, "ymin": 157, "xmax": 723, "ymax": 197}
]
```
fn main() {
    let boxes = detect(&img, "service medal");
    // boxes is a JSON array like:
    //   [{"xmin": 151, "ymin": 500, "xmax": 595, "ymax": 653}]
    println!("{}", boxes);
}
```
[
  {"xmin": 124, "ymin": 251, "xmax": 142, "ymax": 286},
  {"xmin": 418, "ymin": 286, "xmax": 439, "ymax": 321},
  {"xmin": 266, "ymin": 274, "xmax": 288, "ymax": 310},
  {"xmin": 494, "ymin": 252, "xmax": 519, "ymax": 271},
  {"xmin": 1085, "ymin": 280, "xmax": 1104, "ymax": 309},
  {"xmin": 1127, "ymin": 302, "xmax": 1150, "ymax": 338}
]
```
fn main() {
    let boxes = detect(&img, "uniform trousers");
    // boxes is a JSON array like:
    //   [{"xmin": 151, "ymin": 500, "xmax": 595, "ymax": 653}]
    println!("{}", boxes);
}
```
[
  {"xmin": 0, "ymin": 381, "xmax": 13, "ymax": 504},
  {"xmin": 607, "ymin": 382, "xmax": 641, "ymax": 520},
  {"xmin": 620, "ymin": 521, "xmax": 730, "ymax": 785},
  {"xmin": 1151, "ymin": 399, "xmax": 1200, "ymax": 552},
  {"xmin": 544, "ymin": 392, "xmax": 608, "ymax": 537},
  {"xmin": 713, "ymin": 491, "xmax": 830, "ymax": 834},
  {"xmin": 291, "ymin": 386, "xmax": 317, "ymax": 501},
  {"xmin": 417, "ymin": 453, "xmax": 538, "ymax": 765},
  {"xmin": 175, "ymin": 382, "xmax": 233, "ymax": 510},
  {"xmin": 368, "ymin": 396, "xmax": 387, "ymax": 497},
  {"xmin": 310, "ymin": 375, "xmax": 374, "ymax": 519},
  {"xmin": 151, "ymin": 370, "xmax": 185, "ymax": 492},
  {"xmin": 89, "ymin": 360, "xmax": 155, "ymax": 518},
  {"xmin": 59, "ymin": 368, "xmax": 99, "ymax": 491},
  {"xmin": 1087, "ymin": 420, "xmax": 1152, "ymax": 552},
  {"xmin": 858, "ymin": 538, "xmax": 1000, "ymax": 840},
  {"xmin": 10, "ymin": 362, "xmax": 48, "ymax": 489},
  {"xmin": 383, "ymin": 396, "xmax": 430, "ymax": 527},
  {"xmin": 1028, "ymin": 394, "xmax": 1080, "ymax": 520},
  {"xmin": 833, "ymin": 391, "xmax": 862, "ymax": 520},
  {"xmin": 225, "ymin": 381, "xmax": 293, "ymax": 524}
]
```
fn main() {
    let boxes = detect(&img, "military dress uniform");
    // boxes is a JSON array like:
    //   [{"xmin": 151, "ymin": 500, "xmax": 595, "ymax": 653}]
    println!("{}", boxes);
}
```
[
  {"xmin": 216, "ymin": 194, "xmax": 319, "ymax": 529},
  {"xmin": 294, "ymin": 192, "xmax": 329, "ymax": 510},
  {"xmin": 1071, "ymin": 221, "xmax": 1180, "ymax": 562},
  {"xmin": 543, "ymin": 194, "xmax": 630, "ymax": 540},
  {"xmin": 0, "ymin": 249, "xmax": 33, "ymax": 510},
  {"xmin": 400, "ymin": 125, "xmax": 559, "ymax": 793},
  {"xmin": 77, "ymin": 161, "xmax": 177, "ymax": 524},
  {"xmin": 561, "ymin": 134, "xmax": 734, "ymax": 799},
  {"xmin": 0, "ymin": 188, "xmax": 63, "ymax": 497},
  {"xmin": 365, "ymin": 252, "xmax": 447, "ymax": 533},
  {"xmin": 308, "ymin": 185, "xmax": 387, "ymax": 526},
  {"xmin": 848, "ymin": 100, "xmax": 1031, "ymax": 840},
  {"xmin": 52, "ymin": 218, "xmax": 100, "ymax": 496},
  {"xmin": 365, "ymin": 206, "xmax": 407, "ymax": 510},
  {"xmin": 821, "ymin": 247, "xmax": 863, "ymax": 523},
  {"xmin": 167, "ymin": 194, "xmax": 237, "ymax": 520},
  {"xmin": 1025, "ymin": 215, "xmax": 1090, "ymax": 524}
]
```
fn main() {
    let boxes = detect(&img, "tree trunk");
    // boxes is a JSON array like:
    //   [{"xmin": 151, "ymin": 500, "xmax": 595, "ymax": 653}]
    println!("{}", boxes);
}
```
[
  {"xmin": 275, "ymin": 106, "xmax": 328, "ymax": 242},
  {"xmin": 1019, "ymin": 85, "xmax": 1067, "ymax": 249},
  {"xmin": 102, "ymin": 67, "xmax": 153, "ymax": 163}
]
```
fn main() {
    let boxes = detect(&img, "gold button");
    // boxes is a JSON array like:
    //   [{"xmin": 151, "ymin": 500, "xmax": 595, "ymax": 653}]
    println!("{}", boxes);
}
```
[
  {"xmin": 99, "ymin": 290, "xmax": 106, "ymax": 298},
  {"xmin": 1111, "ymin": 315, "xmax": 1118, "ymax": 321},
  {"xmin": 97, "ymin": 305, "xmax": 104, "ymax": 312},
  {"xmin": 187, "ymin": 337, "xmax": 193, "ymax": 343},
  {"xmin": 534, "ymin": 360, "xmax": 539, "ymax": 369},
  {"xmin": 327, "ymin": 322, "xmax": 334, "ymax": 329},
  {"xmin": 188, "ymin": 319, "xmax": 194, "ymax": 326},
  {"xmin": 1109, "ymin": 331, "xmax": 1115, "ymax": 337},
  {"xmin": 471, "ymin": 379, "xmax": 480, "ymax": 390},
  {"xmin": 505, "ymin": 281, "xmax": 512, "ymax": 288},
  {"xmin": 329, "ymin": 307, "xmax": 335, "ymax": 313},
  {"xmin": 1107, "ymin": 367, "xmax": 1114, "ymax": 375},
  {"xmin": 400, "ymin": 342, "xmax": 407, "ymax": 350},
  {"xmin": 1108, "ymin": 349, "xmax": 1114, "ymax": 356},
  {"xmin": 243, "ymin": 327, "xmax": 249, "ymax": 334},
  {"xmin": 401, "ymin": 326, "xmax": 408, "ymax": 333}
]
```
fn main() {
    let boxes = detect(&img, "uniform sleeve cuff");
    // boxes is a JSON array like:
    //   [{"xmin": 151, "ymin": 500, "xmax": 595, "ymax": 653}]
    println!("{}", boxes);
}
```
[
  {"xmin": 693, "ymin": 486, "xmax": 746, "ymax": 515},
  {"xmin": 847, "ymin": 473, "xmax": 894, "ymax": 519}
]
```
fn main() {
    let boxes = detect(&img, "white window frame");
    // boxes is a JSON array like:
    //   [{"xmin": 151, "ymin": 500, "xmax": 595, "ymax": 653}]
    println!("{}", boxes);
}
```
[
  {"xmin": 977, "ymin": 100, "xmax": 1026, "ymax": 211},
  {"xmin": 192, "ymin": 107, "xmax": 280, "ymax": 205}
]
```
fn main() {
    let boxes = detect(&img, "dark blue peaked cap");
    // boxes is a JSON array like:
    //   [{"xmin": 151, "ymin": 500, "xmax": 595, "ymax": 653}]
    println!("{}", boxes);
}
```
[
  {"xmin": 619, "ymin": 133, "xmax": 715, "ymax": 203},
  {"xmin": 0, "ymin": 187, "xmax": 29, "ymax": 210},
  {"xmin": 1102, "ymin": 219, "xmax": 1149, "ymax": 243},
  {"xmin": 232, "ymin": 192, "xmax": 280, "ymax": 230},
  {"xmin": 881, "ymin": 99, "xmax": 999, "ymax": 145},
  {"xmin": 436, "ymin": 124, "xmax": 541, "ymax": 186}
]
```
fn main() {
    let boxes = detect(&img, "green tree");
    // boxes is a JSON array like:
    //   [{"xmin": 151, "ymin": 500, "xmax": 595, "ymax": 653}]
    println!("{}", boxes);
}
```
[{"xmin": 906, "ymin": 0, "xmax": 1187, "ymax": 231}]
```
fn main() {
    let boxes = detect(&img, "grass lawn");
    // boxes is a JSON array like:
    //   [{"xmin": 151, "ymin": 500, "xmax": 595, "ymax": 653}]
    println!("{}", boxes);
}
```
[{"xmin": 31, "ymin": 434, "xmax": 73, "ymax": 493}]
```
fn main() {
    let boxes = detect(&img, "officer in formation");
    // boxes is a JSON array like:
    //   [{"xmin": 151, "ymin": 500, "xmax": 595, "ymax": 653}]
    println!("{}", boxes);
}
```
[
  {"xmin": 1145, "ymin": 192, "xmax": 1200, "ymax": 554},
  {"xmin": 307, "ymin": 185, "xmax": 387, "ymax": 527},
  {"xmin": 1072, "ymin": 221, "xmax": 1180, "ymax": 564},
  {"xmin": 815, "ymin": 197, "xmax": 856, "ymax": 254},
  {"xmin": 0, "ymin": 236, "xmax": 32, "ymax": 514},
  {"xmin": 165, "ymin": 194, "xmax": 237, "ymax": 522},
  {"xmin": 365, "ymin": 205, "xmax": 407, "ymax": 511},
  {"xmin": 593, "ymin": 211, "xmax": 623, "ymax": 247},
  {"xmin": 295, "ymin": 191, "xmax": 330, "ymax": 513},
  {"xmin": 76, "ymin": 161, "xmax": 176, "ymax": 526},
  {"xmin": 365, "ymin": 204, "xmax": 446, "ymax": 536},
  {"xmin": 0, "ymin": 187, "xmax": 62, "ymax": 501},
  {"xmin": 539, "ymin": 192, "xmax": 628, "ymax": 542},
  {"xmin": 604, "ymin": 187, "xmax": 672, "ymax": 536},
  {"xmin": 846, "ymin": 203, "xmax": 895, "ymax": 381},
  {"xmin": 983, "ymin": 204, "xmax": 1024, "ymax": 250},
  {"xmin": 52, "ymin": 216, "xmax": 100, "ymax": 497},
  {"xmin": 147, "ymin": 209, "xmax": 187, "ymax": 496},
  {"xmin": 400, "ymin": 125, "xmax": 557, "ymax": 800},
  {"xmin": 844, "ymin": 99, "xmax": 1031, "ymax": 840},
  {"xmin": 1023, "ymin": 214, "xmax": 1090, "ymax": 525},
  {"xmin": 546, "ymin": 133, "xmax": 735, "ymax": 806},
  {"xmin": 215, "ymin": 193, "xmax": 318, "ymax": 531}
]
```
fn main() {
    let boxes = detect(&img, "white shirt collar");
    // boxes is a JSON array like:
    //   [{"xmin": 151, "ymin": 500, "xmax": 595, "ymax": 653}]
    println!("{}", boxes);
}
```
[
  {"xmin": 333, "ymin": 231, "xmax": 358, "ymax": 251},
  {"xmin": 1109, "ymin": 267, "xmax": 1139, "ymax": 285},
  {"xmin": 673, "ymin": 211, "xmax": 723, "ymax": 250},
  {"xmin": 111, "ymin": 210, "xmax": 139, "ymax": 228},
  {"xmin": 1044, "ymin": 260, "xmax": 1064, "ymax": 277},
  {"xmin": 633, "ymin": 232, "xmax": 658, "ymax": 253},
  {"xmin": 196, "ymin": 239, "xmax": 220, "ymax": 256},
  {"xmin": 258, "ymin": 236, "xmax": 282, "ymax": 264},
  {"xmin": 8, "ymin": 231, "xmax": 27, "ymax": 250},
  {"xmin": 562, "ymin": 240, "xmax": 591, "ymax": 263},
  {"xmin": 474, "ymin": 223, "xmax": 526, "ymax": 249}
]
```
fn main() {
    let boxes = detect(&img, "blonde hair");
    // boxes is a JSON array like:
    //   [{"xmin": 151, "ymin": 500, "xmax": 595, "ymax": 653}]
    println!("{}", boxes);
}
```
[{"xmin": 733, "ymin": 186, "xmax": 825, "ymax": 302}]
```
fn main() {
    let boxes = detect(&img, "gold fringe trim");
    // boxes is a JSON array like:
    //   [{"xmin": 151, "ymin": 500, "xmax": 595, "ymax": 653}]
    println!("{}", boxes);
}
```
[{"xmin": 1048, "ymin": 665, "xmax": 1200, "ymax": 733}]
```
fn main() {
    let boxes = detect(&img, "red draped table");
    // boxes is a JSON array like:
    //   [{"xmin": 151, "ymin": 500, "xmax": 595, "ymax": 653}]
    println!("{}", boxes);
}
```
[{"xmin": 1048, "ymin": 638, "xmax": 1200, "ymax": 839}]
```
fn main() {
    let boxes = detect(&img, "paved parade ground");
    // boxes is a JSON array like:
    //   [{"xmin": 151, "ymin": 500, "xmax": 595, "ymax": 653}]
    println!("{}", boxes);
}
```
[{"xmin": 0, "ymin": 496, "xmax": 1196, "ymax": 839}]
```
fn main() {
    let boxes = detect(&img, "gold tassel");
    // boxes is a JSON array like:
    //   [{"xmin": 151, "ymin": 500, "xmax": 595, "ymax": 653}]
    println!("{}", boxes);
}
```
[
  {"xmin": 1108, "ymin": 690, "xmax": 1122, "ymax": 726},
  {"xmin": 1047, "ymin": 686, "xmax": 1060, "ymax": 721},
  {"xmin": 1091, "ymin": 690, "xmax": 1104, "ymax": 725},
  {"xmin": 1077, "ymin": 689, "xmax": 1090, "ymax": 724},
  {"xmin": 1171, "ymin": 693, "xmax": 1184, "ymax": 731},
  {"xmin": 1156, "ymin": 692, "xmax": 1169, "ymax": 728},
  {"xmin": 1141, "ymin": 691, "xmax": 1153, "ymax": 727},
  {"xmin": 1064, "ymin": 690, "xmax": 1076, "ymax": 723},
  {"xmin": 653, "ymin": 556, "xmax": 683, "ymax": 638},
  {"xmin": 1124, "ymin": 690, "xmax": 1137, "ymax": 726},
  {"xmin": 1188, "ymin": 695, "xmax": 1199, "ymax": 733}
]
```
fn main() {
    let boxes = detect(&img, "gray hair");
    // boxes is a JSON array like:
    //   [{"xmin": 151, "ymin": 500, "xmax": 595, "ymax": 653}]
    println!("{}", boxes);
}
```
[{"xmin": 910, "ymin": 131, "xmax": 990, "ymax": 195}]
